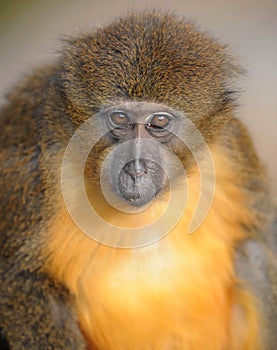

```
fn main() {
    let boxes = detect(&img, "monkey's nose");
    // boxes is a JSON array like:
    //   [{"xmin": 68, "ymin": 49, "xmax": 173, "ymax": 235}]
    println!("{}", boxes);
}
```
[
  {"xmin": 117, "ymin": 159, "xmax": 157, "ymax": 206},
  {"xmin": 127, "ymin": 159, "xmax": 147, "ymax": 180}
]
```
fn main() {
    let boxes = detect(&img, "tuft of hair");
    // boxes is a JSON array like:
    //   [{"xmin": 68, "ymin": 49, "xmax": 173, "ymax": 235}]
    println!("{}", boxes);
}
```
[{"xmin": 59, "ymin": 11, "xmax": 242, "ymax": 122}]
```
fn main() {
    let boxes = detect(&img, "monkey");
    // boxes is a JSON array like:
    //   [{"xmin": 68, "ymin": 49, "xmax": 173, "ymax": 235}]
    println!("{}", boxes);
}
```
[{"xmin": 0, "ymin": 10, "xmax": 276, "ymax": 350}]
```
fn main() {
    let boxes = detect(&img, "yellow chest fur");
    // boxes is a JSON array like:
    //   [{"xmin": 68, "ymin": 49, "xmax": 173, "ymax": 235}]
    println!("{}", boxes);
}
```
[{"xmin": 45, "ymin": 150, "xmax": 260, "ymax": 350}]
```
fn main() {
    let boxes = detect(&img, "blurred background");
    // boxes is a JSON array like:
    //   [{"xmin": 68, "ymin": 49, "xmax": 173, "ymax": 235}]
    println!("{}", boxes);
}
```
[{"xmin": 0, "ymin": 0, "xmax": 276, "ymax": 196}]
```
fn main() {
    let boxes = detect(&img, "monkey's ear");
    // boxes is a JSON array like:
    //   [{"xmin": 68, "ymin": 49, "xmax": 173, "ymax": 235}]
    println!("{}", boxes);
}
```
[
  {"xmin": 222, "ymin": 89, "xmax": 241, "ymax": 109},
  {"xmin": 217, "ymin": 50, "xmax": 245, "ymax": 110}
]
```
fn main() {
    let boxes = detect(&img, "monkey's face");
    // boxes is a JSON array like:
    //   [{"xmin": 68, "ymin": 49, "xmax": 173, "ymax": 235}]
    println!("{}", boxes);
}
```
[
  {"xmin": 63, "ymin": 97, "xmax": 213, "ymax": 245},
  {"xmin": 95, "ymin": 101, "xmax": 183, "ymax": 208},
  {"xmin": 60, "ymin": 12, "xmax": 236, "ymax": 219}
]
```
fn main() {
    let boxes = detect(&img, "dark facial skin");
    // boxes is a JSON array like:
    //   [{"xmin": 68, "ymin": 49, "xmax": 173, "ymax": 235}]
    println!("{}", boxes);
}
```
[{"xmin": 99, "ymin": 102, "xmax": 183, "ymax": 207}]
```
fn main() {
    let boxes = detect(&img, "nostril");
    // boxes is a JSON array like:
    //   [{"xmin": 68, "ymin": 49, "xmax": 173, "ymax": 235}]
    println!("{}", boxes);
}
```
[
  {"xmin": 135, "ymin": 170, "xmax": 147, "ymax": 177},
  {"xmin": 124, "ymin": 159, "xmax": 148, "ymax": 179},
  {"xmin": 124, "ymin": 169, "xmax": 147, "ymax": 181}
]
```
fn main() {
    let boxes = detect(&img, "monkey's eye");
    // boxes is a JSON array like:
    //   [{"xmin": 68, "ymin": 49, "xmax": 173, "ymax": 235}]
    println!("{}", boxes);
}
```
[
  {"xmin": 109, "ymin": 111, "xmax": 132, "ymax": 128},
  {"xmin": 146, "ymin": 113, "xmax": 172, "ymax": 135}
]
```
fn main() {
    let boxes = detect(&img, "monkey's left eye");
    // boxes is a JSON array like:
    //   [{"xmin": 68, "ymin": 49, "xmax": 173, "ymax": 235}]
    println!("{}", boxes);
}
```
[
  {"xmin": 146, "ymin": 113, "xmax": 172, "ymax": 134},
  {"xmin": 109, "ymin": 112, "xmax": 132, "ymax": 128}
]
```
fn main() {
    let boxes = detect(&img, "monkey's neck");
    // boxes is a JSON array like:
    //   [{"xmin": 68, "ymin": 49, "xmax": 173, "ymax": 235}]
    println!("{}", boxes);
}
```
[{"xmin": 45, "ymin": 148, "xmax": 261, "ymax": 350}]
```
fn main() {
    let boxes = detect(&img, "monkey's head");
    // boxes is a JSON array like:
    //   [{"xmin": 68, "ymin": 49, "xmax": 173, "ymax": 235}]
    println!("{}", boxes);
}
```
[{"xmin": 58, "ymin": 12, "xmax": 241, "ymax": 210}]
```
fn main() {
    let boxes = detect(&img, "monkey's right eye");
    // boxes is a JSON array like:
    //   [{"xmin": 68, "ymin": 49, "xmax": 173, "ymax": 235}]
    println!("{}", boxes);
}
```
[{"xmin": 109, "ymin": 112, "xmax": 132, "ymax": 128}]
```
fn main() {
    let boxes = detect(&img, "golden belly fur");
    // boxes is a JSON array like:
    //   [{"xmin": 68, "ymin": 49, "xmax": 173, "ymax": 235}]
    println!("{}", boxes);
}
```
[{"xmin": 45, "ymin": 148, "xmax": 261, "ymax": 350}]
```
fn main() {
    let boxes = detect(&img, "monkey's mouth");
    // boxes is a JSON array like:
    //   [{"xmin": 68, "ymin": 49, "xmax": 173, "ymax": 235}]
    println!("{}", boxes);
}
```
[{"xmin": 117, "ymin": 159, "xmax": 165, "ymax": 206}]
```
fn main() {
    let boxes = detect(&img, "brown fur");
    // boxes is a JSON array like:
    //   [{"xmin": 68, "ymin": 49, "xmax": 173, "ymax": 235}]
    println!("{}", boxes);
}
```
[{"xmin": 0, "ymin": 11, "xmax": 275, "ymax": 350}]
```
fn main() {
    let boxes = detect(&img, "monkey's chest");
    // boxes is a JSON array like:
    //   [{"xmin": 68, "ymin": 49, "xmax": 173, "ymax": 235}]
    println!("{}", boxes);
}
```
[{"xmin": 75, "ymin": 244, "xmax": 232, "ymax": 350}]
